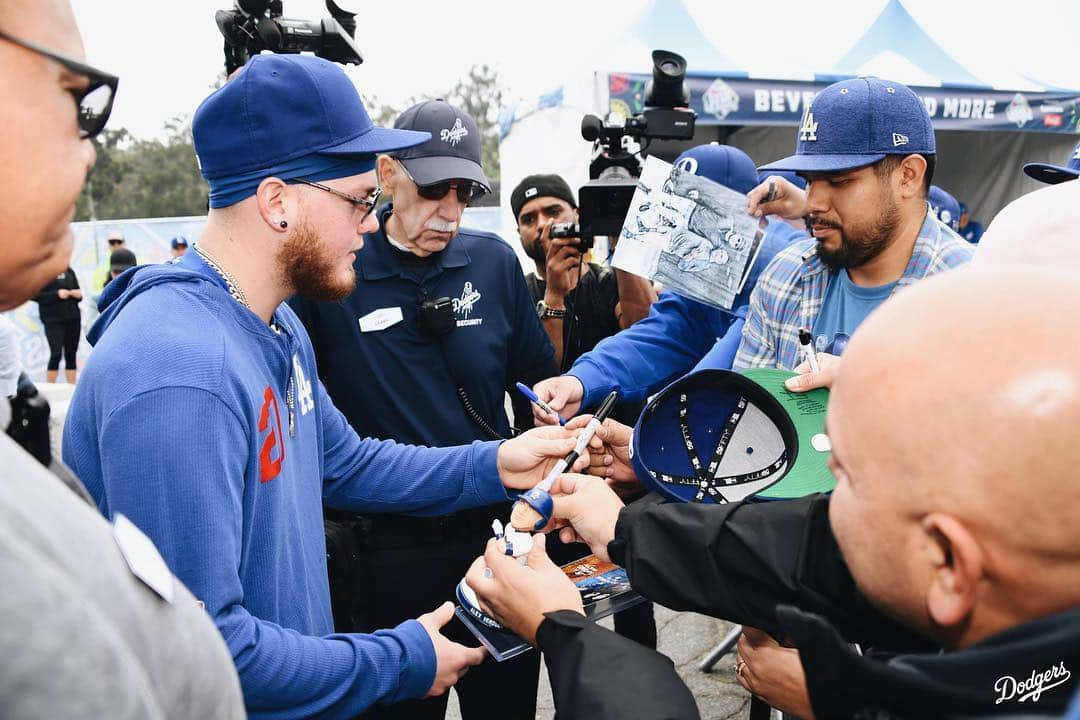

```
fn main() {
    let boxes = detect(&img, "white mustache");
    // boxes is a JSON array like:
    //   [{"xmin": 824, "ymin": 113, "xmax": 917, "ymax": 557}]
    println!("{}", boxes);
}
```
[{"xmin": 425, "ymin": 219, "xmax": 458, "ymax": 233}]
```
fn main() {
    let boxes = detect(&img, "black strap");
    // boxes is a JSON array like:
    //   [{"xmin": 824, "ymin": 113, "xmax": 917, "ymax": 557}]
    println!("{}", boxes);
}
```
[
  {"xmin": 651, "ymin": 393, "xmax": 787, "ymax": 503},
  {"xmin": 434, "ymin": 334, "xmax": 506, "ymax": 441}
]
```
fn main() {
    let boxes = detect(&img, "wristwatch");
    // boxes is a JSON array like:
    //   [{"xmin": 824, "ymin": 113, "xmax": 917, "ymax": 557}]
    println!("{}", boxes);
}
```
[{"xmin": 536, "ymin": 299, "xmax": 567, "ymax": 319}]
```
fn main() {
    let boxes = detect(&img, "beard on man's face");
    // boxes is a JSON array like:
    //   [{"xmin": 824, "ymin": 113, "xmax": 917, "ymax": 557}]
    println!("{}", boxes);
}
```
[
  {"xmin": 278, "ymin": 220, "xmax": 355, "ymax": 302},
  {"xmin": 810, "ymin": 194, "xmax": 902, "ymax": 273},
  {"xmin": 521, "ymin": 229, "xmax": 547, "ymax": 265}
]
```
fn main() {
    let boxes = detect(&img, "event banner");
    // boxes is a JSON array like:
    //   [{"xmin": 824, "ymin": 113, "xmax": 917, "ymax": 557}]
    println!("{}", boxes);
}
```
[{"xmin": 609, "ymin": 73, "xmax": 1080, "ymax": 134}]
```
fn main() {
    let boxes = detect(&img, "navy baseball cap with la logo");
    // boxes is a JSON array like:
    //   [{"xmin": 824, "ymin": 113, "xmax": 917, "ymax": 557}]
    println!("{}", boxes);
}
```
[
  {"xmin": 759, "ymin": 77, "xmax": 935, "ymax": 175},
  {"xmin": 393, "ymin": 99, "xmax": 491, "ymax": 192},
  {"xmin": 1023, "ymin": 138, "xmax": 1080, "ymax": 185}
]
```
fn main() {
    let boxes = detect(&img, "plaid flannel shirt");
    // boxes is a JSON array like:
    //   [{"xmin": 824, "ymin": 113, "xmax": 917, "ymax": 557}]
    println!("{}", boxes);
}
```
[{"xmin": 734, "ymin": 208, "xmax": 974, "ymax": 370}]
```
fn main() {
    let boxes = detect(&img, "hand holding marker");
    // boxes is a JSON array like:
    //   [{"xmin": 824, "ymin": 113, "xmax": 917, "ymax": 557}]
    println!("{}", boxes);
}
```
[
  {"xmin": 515, "ymin": 382, "xmax": 566, "ymax": 426},
  {"xmin": 509, "ymin": 391, "xmax": 619, "ymax": 532},
  {"xmin": 798, "ymin": 328, "xmax": 820, "ymax": 373}
]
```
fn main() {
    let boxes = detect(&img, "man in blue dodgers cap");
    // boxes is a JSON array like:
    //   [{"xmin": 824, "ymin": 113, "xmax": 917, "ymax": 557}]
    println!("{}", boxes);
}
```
[
  {"xmin": 63, "ymin": 54, "xmax": 591, "ymax": 719},
  {"xmin": 735, "ymin": 76, "xmax": 974, "ymax": 372},
  {"xmin": 531, "ymin": 144, "xmax": 804, "ymax": 436},
  {"xmin": 289, "ymin": 98, "xmax": 559, "ymax": 720}
]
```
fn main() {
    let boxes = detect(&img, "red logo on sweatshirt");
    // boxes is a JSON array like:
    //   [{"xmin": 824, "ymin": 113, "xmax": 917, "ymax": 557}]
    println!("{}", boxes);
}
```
[{"xmin": 258, "ymin": 386, "xmax": 284, "ymax": 483}]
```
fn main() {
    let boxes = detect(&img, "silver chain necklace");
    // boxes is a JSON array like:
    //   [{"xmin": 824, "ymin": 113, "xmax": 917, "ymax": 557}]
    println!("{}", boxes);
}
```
[
  {"xmin": 194, "ymin": 244, "xmax": 280, "ymax": 333},
  {"xmin": 194, "ymin": 244, "xmax": 250, "ymax": 308}
]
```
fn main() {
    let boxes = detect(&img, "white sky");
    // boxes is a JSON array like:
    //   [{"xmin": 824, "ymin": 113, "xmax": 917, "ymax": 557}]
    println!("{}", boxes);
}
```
[{"xmin": 72, "ymin": 0, "xmax": 1080, "ymax": 140}]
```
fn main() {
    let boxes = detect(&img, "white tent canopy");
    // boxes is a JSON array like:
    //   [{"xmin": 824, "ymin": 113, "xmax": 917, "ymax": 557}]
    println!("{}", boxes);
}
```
[{"xmin": 500, "ymin": 0, "xmax": 1080, "ymax": 231}]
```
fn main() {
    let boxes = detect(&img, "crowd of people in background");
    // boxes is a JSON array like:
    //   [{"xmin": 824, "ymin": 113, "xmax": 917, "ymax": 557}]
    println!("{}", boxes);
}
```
[{"xmin": 3, "ymin": 2, "xmax": 1080, "ymax": 719}]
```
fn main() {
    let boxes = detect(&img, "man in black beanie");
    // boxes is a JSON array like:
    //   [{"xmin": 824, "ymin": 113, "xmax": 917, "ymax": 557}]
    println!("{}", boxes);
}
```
[{"xmin": 511, "ymin": 173, "xmax": 656, "ymax": 372}]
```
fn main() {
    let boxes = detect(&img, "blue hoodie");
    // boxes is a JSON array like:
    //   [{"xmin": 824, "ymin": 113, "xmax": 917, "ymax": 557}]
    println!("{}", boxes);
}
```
[
  {"xmin": 570, "ymin": 218, "xmax": 805, "ymax": 408},
  {"xmin": 63, "ymin": 250, "xmax": 510, "ymax": 719}
]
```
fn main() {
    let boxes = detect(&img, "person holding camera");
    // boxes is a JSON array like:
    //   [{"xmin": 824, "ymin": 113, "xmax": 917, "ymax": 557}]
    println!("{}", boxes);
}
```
[
  {"xmin": 289, "ymin": 98, "xmax": 557, "ymax": 720},
  {"xmin": 512, "ymin": 174, "xmax": 657, "ymax": 372},
  {"xmin": 0, "ymin": 2, "xmax": 245, "ymax": 717}
]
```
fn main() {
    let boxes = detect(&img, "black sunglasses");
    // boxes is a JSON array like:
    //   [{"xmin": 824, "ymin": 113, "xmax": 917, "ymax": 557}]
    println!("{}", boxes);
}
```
[
  {"xmin": 0, "ymin": 28, "xmax": 118, "ymax": 139},
  {"xmin": 397, "ymin": 161, "xmax": 485, "ymax": 204}
]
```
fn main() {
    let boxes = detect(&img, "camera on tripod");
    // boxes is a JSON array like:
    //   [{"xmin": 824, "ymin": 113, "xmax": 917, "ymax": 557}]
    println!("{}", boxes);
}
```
[
  {"xmin": 568, "ymin": 50, "xmax": 696, "ymax": 244},
  {"xmin": 215, "ymin": 0, "xmax": 363, "ymax": 76}
]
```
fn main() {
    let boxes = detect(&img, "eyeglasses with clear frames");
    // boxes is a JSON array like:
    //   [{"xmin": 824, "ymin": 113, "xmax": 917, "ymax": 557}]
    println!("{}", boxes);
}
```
[
  {"xmin": 0, "ymin": 28, "xmax": 118, "ymax": 140},
  {"xmin": 291, "ymin": 178, "xmax": 382, "ymax": 222}
]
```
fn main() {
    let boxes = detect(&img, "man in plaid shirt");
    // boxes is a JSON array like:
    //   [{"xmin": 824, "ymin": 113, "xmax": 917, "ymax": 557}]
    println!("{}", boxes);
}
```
[{"xmin": 735, "ymin": 77, "xmax": 973, "ymax": 372}]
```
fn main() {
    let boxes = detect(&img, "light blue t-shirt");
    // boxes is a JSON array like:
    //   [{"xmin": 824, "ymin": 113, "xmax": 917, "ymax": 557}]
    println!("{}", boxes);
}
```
[{"xmin": 811, "ymin": 269, "xmax": 896, "ymax": 354}]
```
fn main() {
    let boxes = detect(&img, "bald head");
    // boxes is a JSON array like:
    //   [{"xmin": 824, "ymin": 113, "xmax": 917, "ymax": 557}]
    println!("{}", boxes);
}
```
[
  {"xmin": 975, "ymin": 181, "xmax": 1080, "ymax": 269},
  {"xmin": 827, "ymin": 267, "xmax": 1080, "ymax": 648}
]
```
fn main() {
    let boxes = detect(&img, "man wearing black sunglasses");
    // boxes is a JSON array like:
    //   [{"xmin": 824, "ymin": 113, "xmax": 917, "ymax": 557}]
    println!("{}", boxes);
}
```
[
  {"xmin": 92, "ymin": 230, "xmax": 126, "ymax": 291},
  {"xmin": 290, "ymin": 99, "xmax": 557, "ymax": 720},
  {"xmin": 0, "ymin": 1, "xmax": 244, "ymax": 717}
]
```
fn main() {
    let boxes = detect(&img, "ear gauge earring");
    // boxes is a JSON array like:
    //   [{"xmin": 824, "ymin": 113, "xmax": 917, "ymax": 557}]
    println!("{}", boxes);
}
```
[{"xmin": 279, "ymin": 220, "xmax": 288, "ymax": 229}]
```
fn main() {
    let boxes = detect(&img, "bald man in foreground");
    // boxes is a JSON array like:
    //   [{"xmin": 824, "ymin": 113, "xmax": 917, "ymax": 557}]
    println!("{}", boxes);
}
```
[{"xmin": 467, "ymin": 268, "xmax": 1080, "ymax": 719}]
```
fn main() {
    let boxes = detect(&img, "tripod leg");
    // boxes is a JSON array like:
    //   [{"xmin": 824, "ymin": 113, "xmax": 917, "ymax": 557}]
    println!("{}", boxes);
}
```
[{"xmin": 698, "ymin": 623, "xmax": 743, "ymax": 672}]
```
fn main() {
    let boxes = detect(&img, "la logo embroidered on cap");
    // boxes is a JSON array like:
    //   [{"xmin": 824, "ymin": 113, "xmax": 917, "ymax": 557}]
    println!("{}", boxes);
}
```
[
  {"xmin": 892, "ymin": 132, "xmax": 909, "ymax": 147},
  {"xmin": 675, "ymin": 157, "xmax": 699, "ymax": 174},
  {"xmin": 440, "ymin": 118, "xmax": 469, "ymax": 146},
  {"xmin": 799, "ymin": 108, "xmax": 818, "ymax": 142}
]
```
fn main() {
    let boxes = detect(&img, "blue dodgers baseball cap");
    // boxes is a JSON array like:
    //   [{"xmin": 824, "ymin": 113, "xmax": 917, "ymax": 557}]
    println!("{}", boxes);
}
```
[
  {"xmin": 673, "ymin": 144, "xmax": 759, "ymax": 195},
  {"xmin": 1023, "ymin": 138, "xmax": 1080, "ymax": 185},
  {"xmin": 759, "ymin": 77, "xmax": 935, "ymax": 175},
  {"xmin": 928, "ymin": 185, "xmax": 961, "ymax": 231},
  {"xmin": 192, "ymin": 54, "xmax": 430, "ymax": 205},
  {"xmin": 392, "ymin": 99, "xmax": 490, "ymax": 192},
  {"xmin": 170, "ymin": 236, "xmax": 189, "ymax": 249},
  {"xmin": 630, "ymin": 368, "xmax": 834, "ymax": 504}
]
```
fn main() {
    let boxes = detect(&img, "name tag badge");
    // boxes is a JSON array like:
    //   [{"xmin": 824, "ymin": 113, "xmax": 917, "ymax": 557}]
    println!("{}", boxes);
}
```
[
  {"xmin": 112, "ymin": 513, "xmax": 176, "ymax": 604},
  {"xmin": 358, "ymin": 307, "xmax": 404, "ymax": 333}
]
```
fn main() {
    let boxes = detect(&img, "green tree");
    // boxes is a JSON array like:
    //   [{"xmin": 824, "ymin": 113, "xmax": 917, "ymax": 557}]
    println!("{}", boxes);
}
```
[
  {"xmin": 74, "ymin": 64, "xmax": 506, "ymax": 218},
  {"xmin": 76, "ymin": 116, "xmax": 208, "ymax": 220}
]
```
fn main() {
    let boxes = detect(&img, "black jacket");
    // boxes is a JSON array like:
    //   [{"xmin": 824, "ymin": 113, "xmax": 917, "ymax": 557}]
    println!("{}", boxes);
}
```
[
  {"xmin": 536, "ymin": 495, "xmax": 1080, "ymax": 719},
  {"xmin": 32, "ymin": 268, "xmax": 81, "ymax": 324}
]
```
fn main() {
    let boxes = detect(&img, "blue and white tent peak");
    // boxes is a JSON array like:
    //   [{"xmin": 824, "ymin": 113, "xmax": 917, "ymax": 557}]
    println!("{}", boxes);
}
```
[
  {"xmin": 623, "ymin": 0, "xmax": 739, "ymax": 75},
  {"xmin": 823, "ymin": 0, "xmax": 986, "ymax": 89}
]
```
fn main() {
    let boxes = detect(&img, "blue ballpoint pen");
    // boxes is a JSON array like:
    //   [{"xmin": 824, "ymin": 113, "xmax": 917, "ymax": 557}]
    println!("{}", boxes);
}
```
[{"xmin": 514, "ymin": 382, "xmax": 566, "ymax": 426}]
